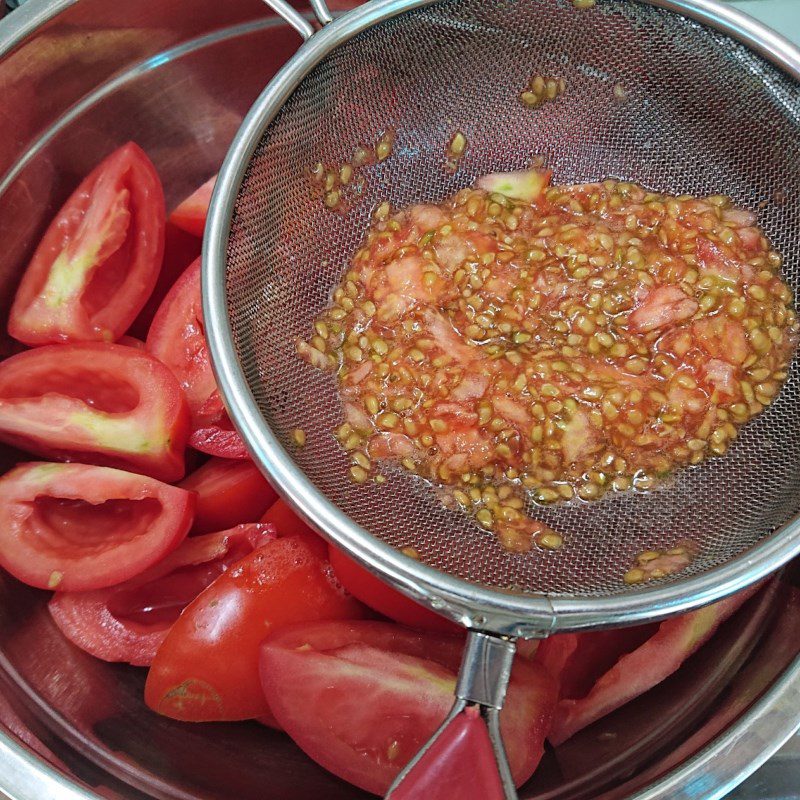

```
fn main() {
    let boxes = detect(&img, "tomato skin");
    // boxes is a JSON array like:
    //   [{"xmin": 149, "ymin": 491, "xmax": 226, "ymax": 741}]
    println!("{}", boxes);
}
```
[
  {"xmin": 542, "ymin": 583, "xmax": 762, "ymax": 745},
  {"xmin": 180, "ymin": 457, "xmax": 278, "ymax": 535},
  {"xmin": 328, "ymin": 546, "xmax": 460, "ymax": 634},
  {"xmin": 260, "ymin": 621, "xmax": 557, "ymax": 795},
  {"xmin": 260, "ymin": 498, "xmax": 327, "ymax": 558},
  {"xmin": 0, "ymin": 342, "xmax": 190, "ymax": 482},
  {"xmin": 127, "ymin": 221, "xmax": 202, "ymax": 339},
  {"xmin": 144, "ymin": 535, "xmax": 365, "ymax": 721},
  {"xmin": 146, "ymin": 257, "xmax": 247, "ymax": 459},
  {"xmin": 49, "ymin": 523, "xmax": 275, "ymax": 667},
  {"xmin": 9, "ymin": 142, "xmax": 165, "ymax": 346},
  {"xmin": 0, "ymin": 462, "xmax": 194, "ymax": 592},
  {"xmin": 168, "ymin": 175, "xmax": 215, "ymax": 238}
]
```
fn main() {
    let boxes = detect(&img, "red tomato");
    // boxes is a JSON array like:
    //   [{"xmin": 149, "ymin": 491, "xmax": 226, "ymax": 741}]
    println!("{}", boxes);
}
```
[
  {"xmin": 127, "ymin": 221, "xmax": 202, "ymax": 339},
  {"xmin": 0, "ymin": 342, "xmax": 190, "ymax": 482},
  {"xmin": 180, "ymin": 457, "xmax": 278, "ymax": 535},
  {"xmin": 117, "ymin": 335, "xmax": 145, "ymax": 349},
  {"xmin": 328, "ymin": 546, "xmax": 460, "ymax": 634},
  {"xmin": 9, "ymin": 142, "xmax": 165, "ymax": 346},
  {"xmin": 541, "ymin": 583, "xmax": 762, "ymax": 745},
  {"xmin": 49, "ymin": 523, "xmax": 275, "ymax": 667},
  {"xmin": 260, "ymin": 621, "xmax": 557, "ymax": 795},
  {"xmin": 260, "ymin": 498, "xmax": 327, "ymax": 558},
  {"xmin": 144, "ymin": 535, "xmax": 365, "ymax": 722},
  {"xmin": 0, "ymin": 462, "xmax": 194, "ymax": 592},
  {"xmin": 168, "ymin": 175, "xmax": 216, "ymax": 238},
  {"xmin": 146, "ymin": 257, "xmax": 247, "ymax": 459}
]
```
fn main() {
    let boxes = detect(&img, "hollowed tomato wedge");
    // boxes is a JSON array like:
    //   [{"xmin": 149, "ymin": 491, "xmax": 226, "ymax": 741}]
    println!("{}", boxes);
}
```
[
  {"xmin": 259, "ymin": 621, "xmax": 557, "ymax": 796},
  {"xmin": 9, "ymin": 142, "xmax": 165, "ymax": 345},
  {"xmin": 0, "ymin": 342, "xmax": 190, "ymax": 482},
  {"xmin": 144, "ymin": 535, "xmax": 365, "ymax": 722},
  {"xmin": 180, "ymin": 457, "xmax": 277, "ymax": 535},
  {"xmin": 146, "ymin": 257, "xmax": 247, "ymax": 459},
  {"xmin": 168, "ymin": 175, "xmax": 215, "ymax": 238},
  {"xmin": 539, "ymin": 583, "xmax": 762, "ymax": 745},
  {"xmin": 0, "ymin": 462, "xmax": 194, "ymax": 592},
  {"xmin": 49, "ymin": 523, "xmax": 275, "ymax": 667}
]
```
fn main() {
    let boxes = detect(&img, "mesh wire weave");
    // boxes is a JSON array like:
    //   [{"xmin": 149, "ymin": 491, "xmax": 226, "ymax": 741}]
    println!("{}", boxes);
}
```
[{"xmin": 225, "ymin": 0, "xmax": 800, "ymax": 598}]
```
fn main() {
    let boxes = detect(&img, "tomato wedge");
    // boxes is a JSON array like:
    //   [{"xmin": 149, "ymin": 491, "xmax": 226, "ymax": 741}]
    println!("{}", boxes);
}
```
[
  {"xmin": 127, "ymin": 221, "xmax": 202, "ymax": 339},
  {"xmin": 180, "ymin": 457, "xmax": 277, "ymax": 535},
  {"xmin": 540, "ymin": 583, "xmax": 761, "ymax": 745},
  {"xmin": 260, "ymin": 498, "xmax": 327, "ymax": 557},
  {"xmin": 144, "ymin": 535, "xmax": 365, "ymax": 721},
  {"xmin": 0, "ymin": 462, "xmax": 194, "ymax": 592},
  {"xmin": 328, "ymin": 546, "xmax": 460, "ymax": 634},
  {"xmin": 168, "ymin": 175, "xmax": 216, "ymax": 238},
  {"xmin": 9, "ymin": 142, "xmax": 165, "ymax": 345},
  {"xmin": 49, "ymin": 523, "xmax": 275, "ymax": 667},
  {"xmin": 0, "ymin": 342, "xmax": 190, "ymax": 482},
  {"xmin": 260, "ymin": 621, "xmax": 557, "ymax": 795},
  {"xmin": 146, "ymin": 257, "xmax": 247, "ymax": 459}
]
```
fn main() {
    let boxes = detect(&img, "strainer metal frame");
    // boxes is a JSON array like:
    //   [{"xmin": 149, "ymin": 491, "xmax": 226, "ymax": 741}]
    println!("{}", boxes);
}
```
[{"xmin": 205, "ymin": 0, "xmax": 800, "ymax": 639}]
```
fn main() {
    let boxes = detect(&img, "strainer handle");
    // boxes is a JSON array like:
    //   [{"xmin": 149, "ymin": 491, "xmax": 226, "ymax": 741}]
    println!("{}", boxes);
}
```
[
  {"xmin": 386, "ymin": 631, "xmax": 519, "ymax": 800},
  {"xmin": 260, "ymin": 0, "xmax": 333, "ymax": 39}
]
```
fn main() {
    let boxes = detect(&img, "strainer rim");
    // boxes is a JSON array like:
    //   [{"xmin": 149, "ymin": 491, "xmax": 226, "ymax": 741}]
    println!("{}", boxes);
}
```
[{"xmin": 204, "ymin": 0, "xmax": 800, "ymax": 636}]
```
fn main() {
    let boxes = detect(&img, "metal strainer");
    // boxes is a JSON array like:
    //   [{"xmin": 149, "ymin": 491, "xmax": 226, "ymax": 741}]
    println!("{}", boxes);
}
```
[{"xmin": 204, "ymin": 0, "xmax": 800, "ymax": 796}]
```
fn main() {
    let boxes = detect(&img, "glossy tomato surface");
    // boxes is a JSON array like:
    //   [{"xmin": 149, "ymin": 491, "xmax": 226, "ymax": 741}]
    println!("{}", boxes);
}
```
[
  {"xmin": 9, "ymin": 142, "xmax": 165, "ymax": 345},
  {"xmin": 168, "ymin": 174, "xmax": 215, "ymax": 238},
  {"xmin": 0, "ymin": 342, "xmax": 190, "ymax": 481},
  {"xmin": 260, "ymin": 499, "xmax": 327, "ymax": 558},
  {"xmin": 260, "ymin": 620, "xmax": 557, "ymax": 796},
  {"xmin": 49, "ymin": 523, "xmax": 275, "ymax": 667},
  {"xmin": 146, "ymin": 257, "xmax": 247, "ymax": 459},
  {"xmin": 0, "ymin": 462, "xmax": 194, "ymax": 592},
  {"xmin": 328, "ymin": 546, "xmax": 459, "ymax": 634},
  {"xmin": 144, "ymin": 535, "xmax": 365, "ymax": 722},
  {"xmin": 180, "ymin": 457, "xmax": 277, "ymax": 535}
]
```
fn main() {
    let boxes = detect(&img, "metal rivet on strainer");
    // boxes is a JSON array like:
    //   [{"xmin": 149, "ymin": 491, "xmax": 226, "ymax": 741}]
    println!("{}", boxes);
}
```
[{"xmin": 204, "ymin": 1, "xmax": 800, "ymax": 796}]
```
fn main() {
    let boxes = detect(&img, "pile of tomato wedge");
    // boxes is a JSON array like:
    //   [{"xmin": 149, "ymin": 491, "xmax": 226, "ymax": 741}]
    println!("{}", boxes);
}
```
[{"xmin": 0, "ymin": 142, "xmax": 766, "ymax": 797}]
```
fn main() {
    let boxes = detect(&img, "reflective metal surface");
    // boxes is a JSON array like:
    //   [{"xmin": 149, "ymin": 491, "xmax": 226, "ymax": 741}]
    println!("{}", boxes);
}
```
[{"xmin": 0, "ymin": 1, "xmax": 796, "ymax": 799}]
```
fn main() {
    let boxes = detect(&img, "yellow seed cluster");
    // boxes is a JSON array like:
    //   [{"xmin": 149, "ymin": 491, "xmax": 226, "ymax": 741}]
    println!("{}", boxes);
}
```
[
  {"xmin": 521, "ymin": 75, "xmax": 566, "ymax": 109},
  {"xmin": 299, "ymin": 173, "xmax": 796, "ymax": 550},
  {"xmin": 309, "ymin": 129, "xmax": 396, "ymax": 212}
]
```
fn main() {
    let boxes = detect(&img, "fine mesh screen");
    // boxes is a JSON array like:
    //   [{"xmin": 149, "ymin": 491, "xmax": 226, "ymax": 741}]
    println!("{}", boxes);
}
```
[{"xmin": 225, "ymin": 0, "xmax": 800, "ymax": 597}]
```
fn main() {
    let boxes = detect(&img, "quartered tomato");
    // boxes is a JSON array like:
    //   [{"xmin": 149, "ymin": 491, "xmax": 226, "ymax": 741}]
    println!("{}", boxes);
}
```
[
  {"xmin": 168, "ymin": 175, "xmax": 215, "ymax": 238},
  {"xmin": 180, "ymin": 457, "xmax": 277, "ymax": 535},
  {"xmin": 0, "ymin": 342, "xmax": 190, "ymax": 482},
  {"xmin": 49, "ymin": 523, "xmax": 275, "ymax": 667},
  {"xmin": 146, "ymin": 257, "xmax": 247, "ymax": 459},
  {"xmin": 144, "ymin": 535, "xmax": 365, "ymax": 722},
  {"xmin": 328, "ymin": 546, "xmax": 460, "ymax": 634},
  {"xmin": 127, "ymin": 221, "xmax": 202, "ymax": 339},
  {"xmin": 260, "ymin": 621, "xmax": 557, "ymax": 795},
  {"xmin": 9, "ymin": 142, "xmax": 165, "ymax": 346},
  {"xmin": 260, "ymin": 499, "xmax": 327, "ymax": 557},
  {"xmin": 540, "ymin": 583, "xmax": 761, "ymax": 745},
  {"xmin": 0, "ymin": 462, "xmax": 194, "ymax": 592}
]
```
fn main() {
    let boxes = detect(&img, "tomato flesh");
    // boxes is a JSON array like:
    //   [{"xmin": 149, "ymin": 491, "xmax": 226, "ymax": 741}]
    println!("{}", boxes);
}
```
[
  {"xmin": 144, "ymin": 535, "xmax": 365, "ymax": 721},
  {"xmin": 542, "ymin": 584, "xmax": 762, "ymax": 745},
  {"xmin": 260, "ymin": 621, "xmax": 557, "ymax": 795},
  {"xmin": 49, "ymin": 523, "xmax": 275, "ymax": 666},
  {"xmin": 146, "ymin": 257, "xmax": 247, "ymax": 459},
  {"xmin": 0, "ymin": 342, "xmax": 190, "ymax": 482},
  {"xmin": 180, "ymin": 457, "xmax": 278, "ymax": 535},
  {"xmin": 9, "ymin": 142, "xmax": 165, "ymax": 345},
  {"xmin": 0, "ymin": 462, "xmax": 194, "ymax": 592},
  {"xmin": 260, "ymin": 499, "xmax": 327, "ymax": 558},
  {"xmin": 169, "ymin": 175, "xmax": 215, "ymax": 238},
  {"xmin": 329, "ymin": 545, "xmax": 460, "ymax": 634}
]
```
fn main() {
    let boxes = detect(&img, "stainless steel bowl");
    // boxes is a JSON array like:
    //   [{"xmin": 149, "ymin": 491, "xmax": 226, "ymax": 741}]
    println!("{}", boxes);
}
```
[{"xmin": 0, "ymin": 1, "xmax": 797, "ymax": 798}]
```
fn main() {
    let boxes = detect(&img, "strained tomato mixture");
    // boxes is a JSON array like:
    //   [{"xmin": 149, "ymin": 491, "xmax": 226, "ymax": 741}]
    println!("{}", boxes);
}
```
[{"xmin": 299, "ymin": 170, "xmax": 797, "ymax": 551}]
